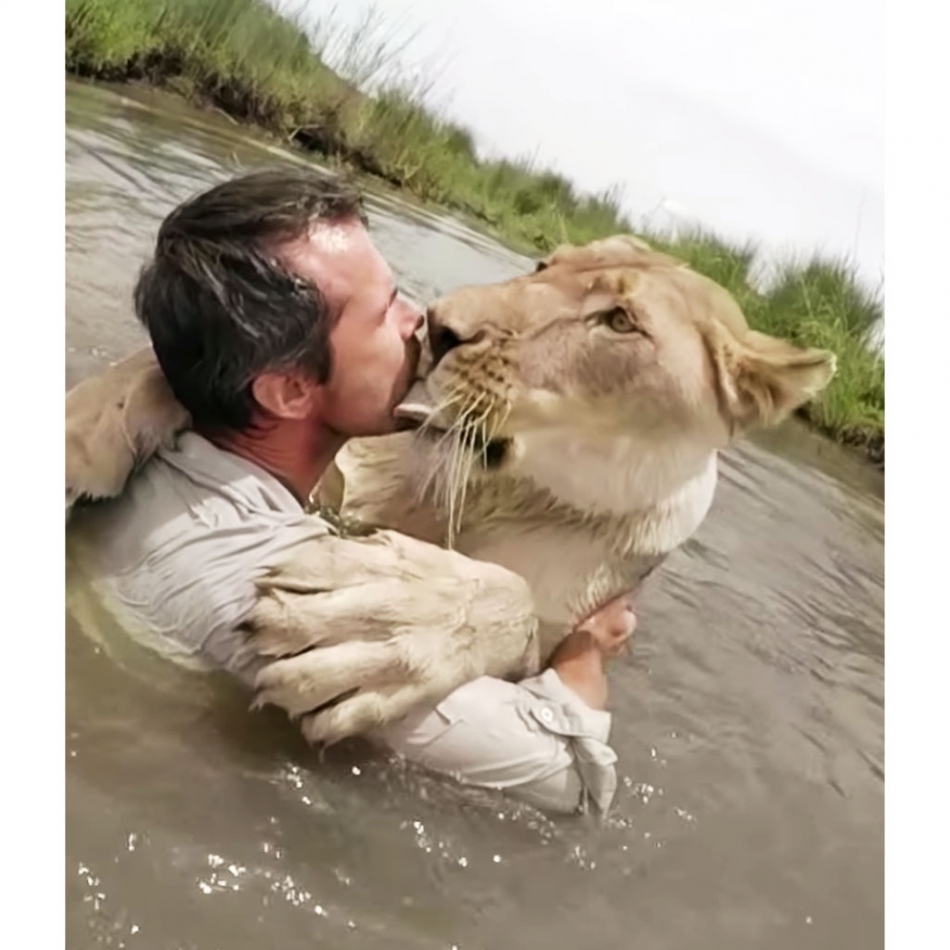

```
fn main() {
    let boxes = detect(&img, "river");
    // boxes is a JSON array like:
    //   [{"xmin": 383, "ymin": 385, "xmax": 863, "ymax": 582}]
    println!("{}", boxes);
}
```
[{"xmin": 65, "ymin": 78, "xmax": 884, "ymax": 950}]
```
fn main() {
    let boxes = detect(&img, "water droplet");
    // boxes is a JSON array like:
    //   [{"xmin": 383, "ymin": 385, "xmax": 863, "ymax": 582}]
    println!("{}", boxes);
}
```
[
  {"xmin": 457, "ymin": 857, "xmax": 468, "ymax": 868},
  {"xmin": 492, "ymin": 855, "xmax": 501, "ymax": 863},
  {"xmin": 130, "ymin": 925, "xmax": 139, "ymax": 935},
  {"xmin": 352, "ymin": 766, "xmax": 361, "ymax": 776},
  {"xmin": 314, "ymin": 904, "xmax": 327, "ymax": 917}
]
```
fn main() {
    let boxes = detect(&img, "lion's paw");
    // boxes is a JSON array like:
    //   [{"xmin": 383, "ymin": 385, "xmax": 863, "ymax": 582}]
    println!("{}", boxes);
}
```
[
  {"xmin": 252, "ymin": 638, "xmax": 455, "ymax": 746},
  {"xmin": 243, "ymin": 529, "xmax": 540, "ymax": 744}
]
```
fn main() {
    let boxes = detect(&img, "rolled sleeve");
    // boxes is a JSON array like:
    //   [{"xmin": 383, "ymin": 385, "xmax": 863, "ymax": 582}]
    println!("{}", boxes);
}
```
[
  {"xmin": 517, "ymin": 669, "xmax": 618, "ymax": 814},
  {"xmin": 377, "ymin": 672, "xmax": 618, "ymax": 815}
]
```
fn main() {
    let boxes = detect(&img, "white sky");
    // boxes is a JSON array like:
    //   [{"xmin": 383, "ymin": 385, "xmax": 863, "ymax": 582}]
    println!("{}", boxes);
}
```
[{"xmin": 301, "ymin": 0, "xmax": 883, "ymax": 287}]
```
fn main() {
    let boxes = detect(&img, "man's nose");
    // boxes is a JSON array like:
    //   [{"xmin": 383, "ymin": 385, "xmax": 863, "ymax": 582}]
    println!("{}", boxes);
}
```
[{"xmin": 399, "ymin": 296, "xmax": 425, "ymax": 337}]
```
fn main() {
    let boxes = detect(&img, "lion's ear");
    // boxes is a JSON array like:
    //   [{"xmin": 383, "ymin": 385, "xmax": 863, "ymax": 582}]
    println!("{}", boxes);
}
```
[
  {"xmin": 706, "ymin": 325, "xmax": 836, "ymax": 432},
  {"xmin": 535, "ymin": 235, "xmax": 684, "ymax": 273}
]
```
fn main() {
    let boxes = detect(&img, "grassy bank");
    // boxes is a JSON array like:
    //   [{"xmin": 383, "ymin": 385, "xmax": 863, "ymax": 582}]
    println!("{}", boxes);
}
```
[{"xmin": 64, "ymin": 0, "xmax": 884, "ymax": 463}]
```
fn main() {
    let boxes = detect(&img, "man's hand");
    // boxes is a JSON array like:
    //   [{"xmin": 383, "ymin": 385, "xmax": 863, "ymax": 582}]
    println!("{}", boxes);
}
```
[
  {"xmin": 576, "ymin": 592, "xmax": 637, "ymax": 657},
  {"xmin": 547, "ymin": 592, "xmax": 638, "ymax": 710}
]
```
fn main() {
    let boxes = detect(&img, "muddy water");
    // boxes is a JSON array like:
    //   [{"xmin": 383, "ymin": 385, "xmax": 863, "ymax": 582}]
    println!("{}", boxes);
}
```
[{"xmin": 65, "ymin": 78, "xmax": 884, "ymax": 950}]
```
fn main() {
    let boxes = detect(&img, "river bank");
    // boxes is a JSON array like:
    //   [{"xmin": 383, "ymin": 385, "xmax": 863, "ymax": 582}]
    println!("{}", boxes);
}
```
[{"xmin": 64, "ymin": 0, "xmax": 884, "ymax": 465}]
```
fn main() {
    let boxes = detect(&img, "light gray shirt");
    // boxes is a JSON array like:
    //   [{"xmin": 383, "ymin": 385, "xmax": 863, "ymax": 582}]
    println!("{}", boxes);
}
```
[{"xmin": 68, "ymin": 433, "xmax": 618, "ymax": 814}]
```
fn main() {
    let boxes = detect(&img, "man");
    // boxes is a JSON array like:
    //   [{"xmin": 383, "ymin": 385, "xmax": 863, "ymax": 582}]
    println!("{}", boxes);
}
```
[{"xmin": 68, "ymin": 168, "xmax": 636, "ymax": 815}]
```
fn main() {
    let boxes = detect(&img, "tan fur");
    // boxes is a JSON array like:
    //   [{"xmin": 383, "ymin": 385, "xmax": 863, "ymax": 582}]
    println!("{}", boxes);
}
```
[
  {"xmin": 321, "ymin": 236, "xmax": 835, "ymax": 659},
  {"xmin": 245, "ymin": 529, "xmax": 538, "ymax": 742},
  {"xmin": 65, "ymin": 348, "xmax": 191, "ymax": 517},
  {"xmin": 63, "ymin": 236, "xmax": 835, "ymax": 743}
]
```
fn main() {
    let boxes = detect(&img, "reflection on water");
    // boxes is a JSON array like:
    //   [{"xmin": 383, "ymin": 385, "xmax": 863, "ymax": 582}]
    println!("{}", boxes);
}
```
[{"xmin": 66, "ymin": 78, "xmax": 884, "ymax": 950}]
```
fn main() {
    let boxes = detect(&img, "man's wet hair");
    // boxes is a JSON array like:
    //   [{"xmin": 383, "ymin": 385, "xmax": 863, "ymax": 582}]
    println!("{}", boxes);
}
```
[{"xmin": 134, "ymin": 167, "xmax": 366, "ymax": 431}]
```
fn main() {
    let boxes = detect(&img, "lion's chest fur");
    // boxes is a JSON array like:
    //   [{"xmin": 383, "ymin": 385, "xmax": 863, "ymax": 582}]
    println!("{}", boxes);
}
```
[
  {"xmin": 326, "ymin": 431, "xmax": 718, "ymax": 659},
  {"xmin": 454, "ymin": 522, "xmax": 664, "ymax": 658}
]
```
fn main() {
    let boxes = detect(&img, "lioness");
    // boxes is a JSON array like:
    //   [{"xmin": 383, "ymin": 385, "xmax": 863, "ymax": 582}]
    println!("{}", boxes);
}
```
[{"xmin": 66, "ymin": 235, "xmax": 835, "ymax": 741}]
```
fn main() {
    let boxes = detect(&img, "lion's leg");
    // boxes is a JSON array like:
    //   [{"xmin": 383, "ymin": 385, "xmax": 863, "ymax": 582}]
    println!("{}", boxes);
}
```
[{"xmin": 65, "ymin": 347, "xmax": 191, "ymax": 518}]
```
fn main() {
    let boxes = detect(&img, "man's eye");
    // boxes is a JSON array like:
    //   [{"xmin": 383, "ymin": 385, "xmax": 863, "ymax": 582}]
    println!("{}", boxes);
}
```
[{"xmin": 598, "ymin": 307, "xmax": 638, "ymax": 334}]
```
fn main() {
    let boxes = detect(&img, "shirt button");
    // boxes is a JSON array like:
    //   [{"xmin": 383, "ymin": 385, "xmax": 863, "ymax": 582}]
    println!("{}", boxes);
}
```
[{"xmin": 539, "ymin": 707, "xmax": 555, "ymax": 723}]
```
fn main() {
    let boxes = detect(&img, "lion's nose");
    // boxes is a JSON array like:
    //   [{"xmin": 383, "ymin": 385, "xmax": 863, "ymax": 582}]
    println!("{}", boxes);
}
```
[{"xmin": 426, "ymin": 307, "xmax": 466, "ymax": 366}]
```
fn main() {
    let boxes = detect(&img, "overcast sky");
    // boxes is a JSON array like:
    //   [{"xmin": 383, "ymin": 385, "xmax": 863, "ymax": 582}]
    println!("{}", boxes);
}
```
[{"xmin": 300, "ymin": 0, "xmax": 883, "ymax": 287}]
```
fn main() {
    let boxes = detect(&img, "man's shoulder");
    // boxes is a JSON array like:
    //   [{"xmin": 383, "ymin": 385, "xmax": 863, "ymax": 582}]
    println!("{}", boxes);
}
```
[
  {"xmin": 74, "ymin": 433, "xmax": 330, "ymax": 567},
  {"xmin": 67, "ymin": 432, "xmax": 332, "ymax": 672},
  {"xmin": 71, "ymin": 434, "xmax": 266, "ymax": 561}
]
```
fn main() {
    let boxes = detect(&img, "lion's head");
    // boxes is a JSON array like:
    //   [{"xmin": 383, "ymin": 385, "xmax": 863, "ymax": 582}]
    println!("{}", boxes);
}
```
[{"xmin": 396, "ymin": 236, "xmax": 835, "ymax": 532}]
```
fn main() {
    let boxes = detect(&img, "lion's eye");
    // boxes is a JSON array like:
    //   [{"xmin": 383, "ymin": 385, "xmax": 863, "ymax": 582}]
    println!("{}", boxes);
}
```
[{"xmin": 600, "ymin": 307, "xmax": 638, "ymax": 334}]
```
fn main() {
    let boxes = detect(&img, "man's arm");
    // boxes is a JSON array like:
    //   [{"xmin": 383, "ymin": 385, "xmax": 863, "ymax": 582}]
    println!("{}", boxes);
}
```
[
  {"xmin": 375, "ymin": 593, "xmax": 637, "ymax": 815},
  {"xmin": 547, "ymin": 592, "xmax": 636, "ymax": 709}
]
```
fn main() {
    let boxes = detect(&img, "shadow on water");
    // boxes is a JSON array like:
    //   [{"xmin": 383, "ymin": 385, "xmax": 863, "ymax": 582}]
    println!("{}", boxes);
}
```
[{"xmin": 65, "ymin": 78, "xmax": 883, "ymax": 950}]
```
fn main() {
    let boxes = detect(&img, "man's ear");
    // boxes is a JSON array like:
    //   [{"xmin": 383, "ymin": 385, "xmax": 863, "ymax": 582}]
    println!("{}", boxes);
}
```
[
  {"xmin": 251, "ymin": 371, "xmax": 319, "ymax": 420},
  {"xmin": 705, "ymin": 324, "xmax": 837, "ymax": 433}
]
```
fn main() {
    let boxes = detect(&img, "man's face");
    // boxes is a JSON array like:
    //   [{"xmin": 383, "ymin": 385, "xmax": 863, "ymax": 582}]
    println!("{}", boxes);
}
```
[{"xmin": 278, "ymin": 218, "xmax": 423, "ymax": 437}]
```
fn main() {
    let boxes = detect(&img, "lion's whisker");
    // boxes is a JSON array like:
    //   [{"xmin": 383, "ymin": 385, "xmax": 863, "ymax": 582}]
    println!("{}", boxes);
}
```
[{"xmin": 413, "ymin": 386, "xmax": 508, "ymax": 548}]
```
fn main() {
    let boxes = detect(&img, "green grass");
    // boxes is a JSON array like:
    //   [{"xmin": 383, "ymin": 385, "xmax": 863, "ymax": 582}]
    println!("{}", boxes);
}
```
[
  {"xmin": 64, "ymin": 0, "xmax": 884, "ymax": 462},
  {"xmin": 751, "ymin": 258, "xmax": 884, "ymax": 455}
]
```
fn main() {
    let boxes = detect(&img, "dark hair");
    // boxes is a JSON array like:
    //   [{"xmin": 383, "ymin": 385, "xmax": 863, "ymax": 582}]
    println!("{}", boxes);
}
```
[{"xmin": 134, "ymin": 167, "xmax": 366, "ymax": 431}]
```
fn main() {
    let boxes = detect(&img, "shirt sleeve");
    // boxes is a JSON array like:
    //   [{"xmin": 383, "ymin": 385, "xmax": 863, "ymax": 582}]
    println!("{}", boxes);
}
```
[{"xmin": 376, "ymin": 670, "xmax": 618, "ymax": 815}]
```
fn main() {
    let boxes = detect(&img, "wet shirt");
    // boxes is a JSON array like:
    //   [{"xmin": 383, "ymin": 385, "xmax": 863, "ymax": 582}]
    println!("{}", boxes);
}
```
[{"xmin": 68, "ymin": 433, "xmax": 618, "ymax": 814}]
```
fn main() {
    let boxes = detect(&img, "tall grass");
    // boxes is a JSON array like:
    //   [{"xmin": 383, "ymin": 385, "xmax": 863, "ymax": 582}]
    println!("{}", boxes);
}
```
[{"xmin": 64, "ymin": 0, "xmax": 883, "ymax": 460}]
